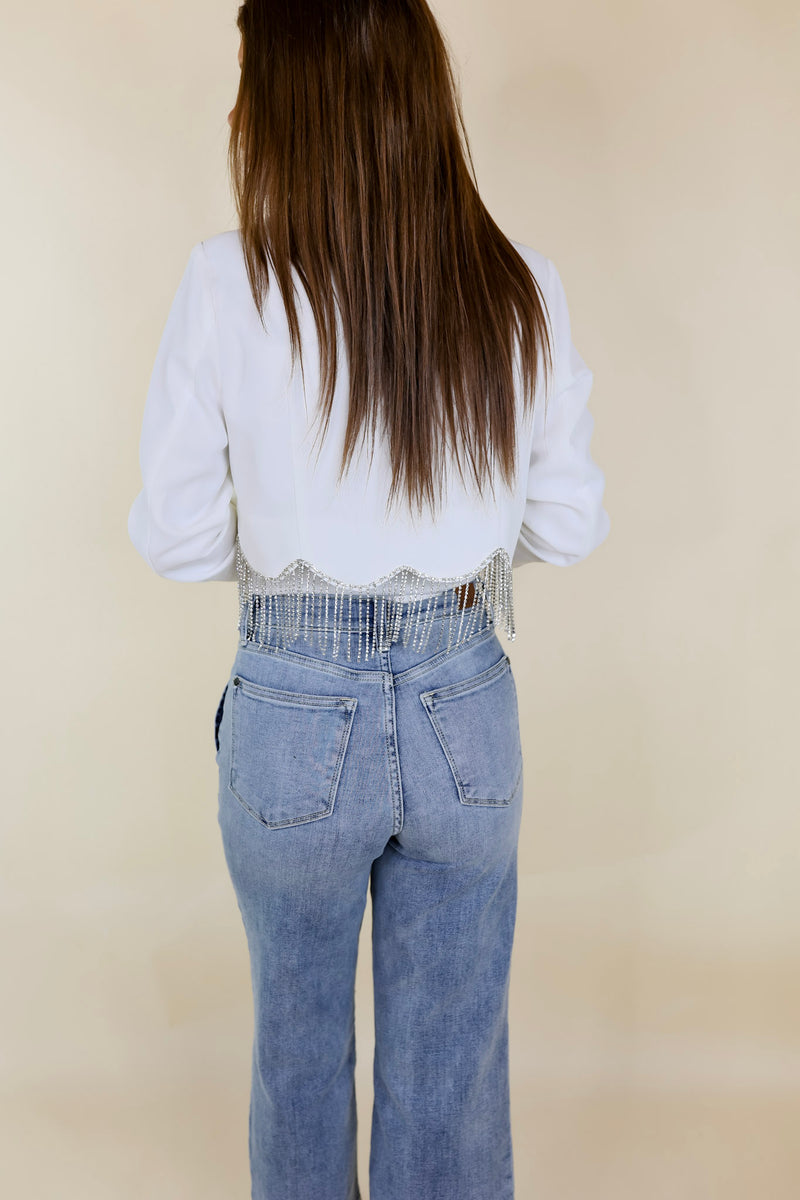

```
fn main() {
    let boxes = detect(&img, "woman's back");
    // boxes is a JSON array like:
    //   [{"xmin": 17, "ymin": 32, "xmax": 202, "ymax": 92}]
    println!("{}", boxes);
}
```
[{"xmin": 128, "ymin": 228, "xmax": 610, "ymax": 652}]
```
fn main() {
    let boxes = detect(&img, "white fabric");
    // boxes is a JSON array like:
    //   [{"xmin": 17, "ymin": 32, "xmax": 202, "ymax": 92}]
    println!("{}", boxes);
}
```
[{"xmin": 127, "ymin": 230, "xmax": 610, "ymax": 586}]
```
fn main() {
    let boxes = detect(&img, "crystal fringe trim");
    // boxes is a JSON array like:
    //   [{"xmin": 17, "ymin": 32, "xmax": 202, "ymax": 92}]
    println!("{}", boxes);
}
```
[{"xmin": 235, "ymin": 536, "xmax": 515, "ymax": 660}]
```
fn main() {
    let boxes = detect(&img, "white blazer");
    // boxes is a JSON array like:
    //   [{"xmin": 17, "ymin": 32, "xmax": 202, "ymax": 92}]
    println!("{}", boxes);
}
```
[{"xmin": 128, "ymin": 230, "xmax": 610, "ymax": 643}]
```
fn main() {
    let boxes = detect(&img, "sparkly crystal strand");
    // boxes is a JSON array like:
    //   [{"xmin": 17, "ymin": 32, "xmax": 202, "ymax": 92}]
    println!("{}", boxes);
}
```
[
  {"xmin": 362, "ymin": 591, "xmax": 369, "ymax": 659},
  {"xmin": 340, "ymin": 585, "xmax": 347, "ymax": 657},
  {"xmin": 366, "ymin": 589, "xmax": 372, "ymax": 660},
  {"xmin": 433, "ymin": 593, "xmax": 445, "ymax": 653},
  {"xmin": 310, "ymin": 591, "xmax": 318, "ymax": 655},
  {"xmin": 375, "ymin": 590, "xmax": 382, "ymax": 657},
  {"xmin": 453, "ymin": 586, "xmax": 463, "ymax": 648},
  {"xmin": 387, "ymin": 585, "xmax": 398, "ymax": 647},
  {"xmin": 454, "ymin": 582, "xmax": 469, "ymax": 647},
  {"xmin": 495, "ymin": 556, "xmax": 502, "ymax": 626},
  {"xmin": 386, "ymin": 585, "xmax": 396, "ymax": 647},
  {"xmin": 399, "ymin": 577, "xmax": 409, "ymax": 646},
  {"xmin": 493, "ymin": 554, "xmax": 501, "ymax": 627},
  {"xmin": 473, "ymin": 575, "xmax": 483, "ymax": 631},
  {"xmin": 460, "ymin": 584, "xmax": 476, "ymax": 643},
  {"xmin": 431, "ymin": 592, "xmax": 443, "ymax": 657},
  {"xmin": 370, "ymin": 589, "xmax": 378, "ymax": 658},
  {"xmin": 414, "ymin": 593, "xmax": 428, "ymax": 651},
  {"xmin": 404, "ymin": 573, "xmax": 420, "ymax": 647},
  {"xmin": 236, "ymin": 544, "xmax": 245, "ymax": 637},
  {"xmin": 474, "ymin": 570, "xmax": 485, "ymax": 634},
  {"xmin": 416, "ymin": 592, "xmax": 427, "ymax": 648},
  {"xmin": 480, "ymin": 573, "xmax": 489, "ymax": 630},
  {"xmin": 429, "ymin": 595, "xmax": 441, "ymax": 652},
  {"xmin": 392, "ymin": 570, "xmax": 407, "ymax": 643},
  {"xmin": 441, "ymin": 586, "xmax": 450, "ymax": 653},
  {"xmin": 302, "ymin": 571, "xmax": 309, "ymax": 642},
  {"xmin": 383, "ymin": 593, "xmax": 390, "ymax": 652},
  {"xmin": 414, "ymin": 593, "xmax": 427, "ymax": 651},
  {"xmin": 415, "ymin": 594, "xmax": 433, "ymax": 651},
  {"xmin": 507, "ymin": 554, "xmax": 516, "ymax": 640},
  {"xmin": 388, "ymin": 580, "xmax": 400, "ymax": 648},
  {"xmin": 359, "ymin": 588, "xmax": 367, "ymax": 657},
  {"xmin": 498, "ymin": 552, "xmax": 506, "ymax": 635},
  {"xmin": 239, "ymin": 548, "xmax": 247, "ymax": 637},
  {"xmin": 319, "ymin": 584, "xmax": 327, "ymax": 655},
  {"xmin": 329, "ymin": 585, "xmax": 336, "ymax": 657},
  {"xmin": 385, "ymin": 591, "xmax": 393, "ymax": 650},
  {"xmin": 465, "ymin": 589, "xmax": 479, "ymax": 640},
  {"xmin": 366, "ymin": 591, "xmax": 372, "ymax": 660},
  {"xmin": 333, "ymin": 586, "xmax": 343, "ymax": 657},
  {"xmin": 406, "ymin": 573, "xmax": 418, "ymax": 645},
  {"xmin": 457, "ymin": 582, "xmax": 470, "ymax": 643},
  {"xmin": 364, "ymin": 591, "xmax": 371, "ymax": 661},
  {"xmin": 486, "ymin": 558, "xmax": 496, "ymax": 627}
]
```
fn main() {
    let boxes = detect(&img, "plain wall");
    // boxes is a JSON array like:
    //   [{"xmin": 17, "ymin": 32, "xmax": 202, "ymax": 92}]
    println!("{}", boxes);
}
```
[{"xmin": 2, "ymin": 1, "xmax": 798, "ymax": 1196}]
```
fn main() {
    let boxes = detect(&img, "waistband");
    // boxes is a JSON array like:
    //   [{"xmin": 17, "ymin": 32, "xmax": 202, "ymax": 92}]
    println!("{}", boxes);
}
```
[{"xmin": 235, "ymin": 541, "xmax": 516, "ymax": 662}]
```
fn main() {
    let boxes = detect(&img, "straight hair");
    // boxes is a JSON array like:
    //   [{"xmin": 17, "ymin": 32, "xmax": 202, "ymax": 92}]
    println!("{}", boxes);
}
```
[{"xmin": 228, "ymin": 0, "xmax": 553, "ymax": 520}]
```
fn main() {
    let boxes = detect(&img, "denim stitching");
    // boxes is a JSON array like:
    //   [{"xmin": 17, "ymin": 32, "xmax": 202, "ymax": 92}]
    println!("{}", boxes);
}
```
[
  {"xmin": 419, "ymin": 657, "xmax": 522, "ymax": 807},
  {"xmin": 228, "ymin": 682, "xmax": 358, "ymax": 829}
]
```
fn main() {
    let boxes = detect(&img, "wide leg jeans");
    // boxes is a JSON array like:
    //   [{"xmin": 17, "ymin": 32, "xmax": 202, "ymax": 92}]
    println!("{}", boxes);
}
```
[{"xmin": 214, "ymin": 588, "xmax": 524, "ymax": 1200}]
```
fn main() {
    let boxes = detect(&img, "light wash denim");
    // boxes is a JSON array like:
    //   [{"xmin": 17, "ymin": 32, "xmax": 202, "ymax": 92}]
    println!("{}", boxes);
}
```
[{"xmin": 214, "ymin": 583, "xmax": 524, "ymax": 1200}]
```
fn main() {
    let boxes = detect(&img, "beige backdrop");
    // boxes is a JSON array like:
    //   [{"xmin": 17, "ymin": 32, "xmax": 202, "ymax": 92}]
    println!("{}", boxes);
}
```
[{"xmin": 2, "ymin": 0, "xmax": 798, "ymax": 1196}]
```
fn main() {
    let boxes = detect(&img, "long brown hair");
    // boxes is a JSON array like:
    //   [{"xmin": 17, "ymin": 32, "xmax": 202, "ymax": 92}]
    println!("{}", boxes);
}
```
[{"xmin": 228, "ymin": 0, "xmax": 553, "ymax": 521}]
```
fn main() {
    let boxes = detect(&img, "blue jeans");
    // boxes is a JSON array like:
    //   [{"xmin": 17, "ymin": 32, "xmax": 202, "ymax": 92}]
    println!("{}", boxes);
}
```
[{"xmin": 214, "ymin": 585, "xmax": 523, "ymax": 1200}]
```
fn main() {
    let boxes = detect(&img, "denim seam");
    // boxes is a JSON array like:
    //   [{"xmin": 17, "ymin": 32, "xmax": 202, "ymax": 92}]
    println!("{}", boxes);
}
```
[
  {"xmin": 236, "ymin": 637, "xmax": 389, "ymax": 682},
  {"xmin": 381, "ymin": 648, "xmax": 404, "ymax": 835},
  {"xmin": 236, "ymin": 674, "xmax": 360, "ymax": 710},
  {"xmin": 391, "ymin": 624, "xmax": 498, "ymax": 690},
  {"xmin": 418, "ymin": 652, "xmax": 511, "ymax": 703}
]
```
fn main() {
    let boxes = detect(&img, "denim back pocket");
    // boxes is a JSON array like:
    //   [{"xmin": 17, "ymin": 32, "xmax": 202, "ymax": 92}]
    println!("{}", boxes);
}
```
[
  {"xmin": 229, "ymin": 673, "xmax": 358, "ymax": 829},
  {"xmin": 419, "ymin": 655, "xmax": 523, "ymax": 807}
]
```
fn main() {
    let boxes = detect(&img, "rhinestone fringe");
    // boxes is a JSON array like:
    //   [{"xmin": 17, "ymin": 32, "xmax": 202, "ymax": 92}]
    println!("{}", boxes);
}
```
[{"xmin": 235, "ymin": 536, "xmax": 516, "ymax": 660}]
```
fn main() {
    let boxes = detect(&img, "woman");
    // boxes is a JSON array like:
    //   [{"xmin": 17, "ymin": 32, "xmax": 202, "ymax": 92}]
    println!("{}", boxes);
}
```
[{"xmin": 127, "ymin": 1, "xmax": 610, "ymax": 1197}]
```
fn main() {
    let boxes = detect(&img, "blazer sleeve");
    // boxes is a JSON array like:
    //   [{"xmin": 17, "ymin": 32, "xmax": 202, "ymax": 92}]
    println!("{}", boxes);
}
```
[
  {"xmin": 127, "ymin": 241, "xmax": 238, "ymax": 581},
  {"xmin": 512, "ymin": 257, "xmax": 610, "ymax": 568}
]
